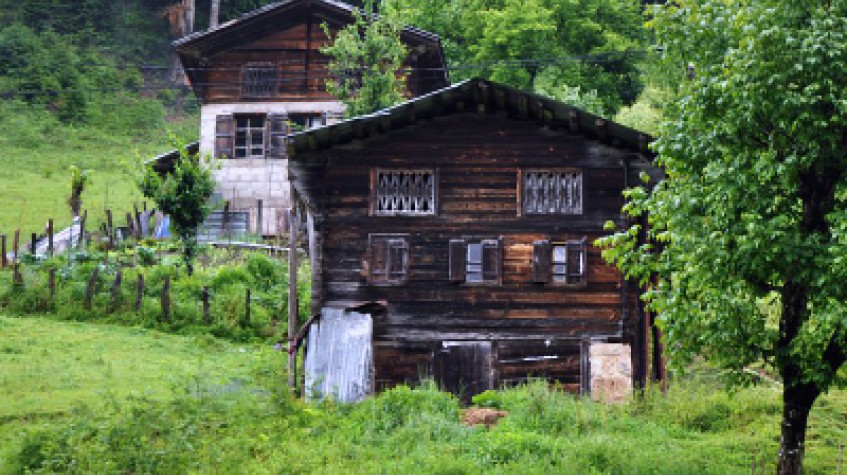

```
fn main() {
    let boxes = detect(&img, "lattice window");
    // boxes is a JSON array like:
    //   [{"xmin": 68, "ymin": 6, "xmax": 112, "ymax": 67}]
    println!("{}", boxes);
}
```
[
  {"xmin": 234, "ymin": 115, "xmax": 266, "ymax": 159},
  {"xmin": 522, "ymin": 169, "xmax": 582, "ymax": 215},
  {"xmin": 369, "ymin": 234, "xmax": 410, "ymax": 285},
  {"xmin": 242, "ymin": 65, "xmax": 278, "ymax": 98},
  {"xmin": 374, "ymin": 169, "xmax": 436, "ymax": 216}
]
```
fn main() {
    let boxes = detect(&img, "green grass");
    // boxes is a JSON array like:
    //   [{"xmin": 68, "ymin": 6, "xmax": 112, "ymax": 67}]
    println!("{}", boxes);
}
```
[
  {"xmin": 3, "ymin": 315, "xmax": 847, "ymax": 474},
  {"xmin": 0, "ymin": 116, "xmax": 197, "ymax": 237}
]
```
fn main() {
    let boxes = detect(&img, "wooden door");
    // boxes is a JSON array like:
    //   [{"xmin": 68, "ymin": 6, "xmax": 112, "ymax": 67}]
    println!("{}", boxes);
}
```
[{"xmin": 434, "ymin": 341, "xmax": 497, "ymax": 404}]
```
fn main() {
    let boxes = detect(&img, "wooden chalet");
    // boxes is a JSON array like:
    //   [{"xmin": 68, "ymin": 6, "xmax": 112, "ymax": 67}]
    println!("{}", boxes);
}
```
[
  {"xmin": 157, "ymin": 0, "xmax": 448, "ymax": 236},
  {"xmin": 287, "ymin": 79, "xmax": 662, "ymax": 402}
]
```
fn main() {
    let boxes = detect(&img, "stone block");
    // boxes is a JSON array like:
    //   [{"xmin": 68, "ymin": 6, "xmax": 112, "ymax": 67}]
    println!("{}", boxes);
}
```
[{"xmin": 588, "ymin": 342, "xmax": 632, "ymax": 404}]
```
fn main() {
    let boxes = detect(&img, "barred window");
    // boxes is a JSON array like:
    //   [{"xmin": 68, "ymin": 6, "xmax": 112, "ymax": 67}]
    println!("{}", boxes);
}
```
[
  {"xmin": 374, "ymin": 169, "xmax": 436, "ymax": 216},
  {"xmin": 242, "ymin": 65, "xmax": 278, "ymax": 98},
  {"xmin": 522, "ymin": 169, "xmax": 582, "ymax": 215}
]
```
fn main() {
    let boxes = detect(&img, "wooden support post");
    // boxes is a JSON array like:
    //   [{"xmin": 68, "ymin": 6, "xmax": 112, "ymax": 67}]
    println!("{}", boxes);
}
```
[
  {"xmin": 12, "ymin": 229, "xmax": 19, "ymax": 263},
  {"xmin": 85, "ymin": 267, "xmax": 99, "ymax": 311},
  {"xmin": 287, "ymin": 207, "xmax": 298, "ymax": 390},
  {"xmin": 244, "ymin": 288, "xmax": 251, "ymax": 327},
  {"xmin": 46, "ymin": 219, "xmax": 53, "ymax": 257},
  {"xmin": 48, "ymin": 269, "xmax": 56, "ymax": 299},
  {"xmin": 135, "ymin": 274, "xmax": 144, "ymax": 313},
  {"xmin": 106, "ymin": 209, "xmax": 114, "ymax": 248},
  {"xmin": 12, "ymin": 263, "xmax": 22, "ymax": 287},
  {"xmin": 111, "ymin": 270, "xmax": 123, "ymax": 311},
  {"xmin": 202, "ymin": 286, "xmax": 211, "ymax": 324},
  {"xmin": 30, "ymin": 233, "xmax": 37, "ymax": 255},
  {"xmin": 133, "ymin": 203, "xmax": 142, "ymax": 238},
  {"xmin": 256, "ymin": 199, "xmax": 263, "ymax": 238},
  {"xmin": 161, "ymin": 275, "xmax": 170, "ymax": 322},
  {"xmin": 1, "ymin": 234, "xmax": 6, "ymax": 268},
  {"xmin": 126, "ymin": 212, "xmax": 134, "ymax": 240},
  {"xmin": 223, "ymin": 201, "xmax": 231, "ymax": 241}
]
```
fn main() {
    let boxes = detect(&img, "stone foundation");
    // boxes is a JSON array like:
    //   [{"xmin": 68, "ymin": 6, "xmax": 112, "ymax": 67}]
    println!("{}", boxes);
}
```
[{"xmin": 588, "ymin": 342, "xmax": 633, "ymax": 403}]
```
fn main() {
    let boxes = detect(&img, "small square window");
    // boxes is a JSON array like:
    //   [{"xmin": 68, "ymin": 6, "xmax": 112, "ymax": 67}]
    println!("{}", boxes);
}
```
[
  {"xmin": 450, "ymin": 238, "xmax": 501, "ymax": 284},
  {"xmin": 234, "ymin": 115, "xmax": 266, "ymax": 159},
  {"xmin": 369, "ymin": 234, "xmax": 410, "ymax": 285},
  {"xmin": 242, "ymin": 64, "xmax": 278, "ymax": 98},
  {"xmin": 533, "ymin": 239, "xmax": 587, "ymax": 286}
]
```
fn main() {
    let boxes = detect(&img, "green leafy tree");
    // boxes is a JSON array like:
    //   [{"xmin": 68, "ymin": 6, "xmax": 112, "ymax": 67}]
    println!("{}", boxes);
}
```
[
  {"xmin": 598, "ymin": 1, "xmax": 847, "ymax": 473},
  {"xmin": 321, "ymin": 1, "xmax": 407, "ymax": 117},
  {"xmin": 138, "ymin": 142, "xmax": 216, "ymax": 276}
]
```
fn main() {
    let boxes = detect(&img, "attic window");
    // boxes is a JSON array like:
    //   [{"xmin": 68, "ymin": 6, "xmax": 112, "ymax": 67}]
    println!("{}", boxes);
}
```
[
  {"xmin": 522, "ymin": 169, "xmax": 583, "ymax": 215},
  {"xmin": 373, "ymin": 169, "xmax": 436, "ymax": 216},
  {"xmin": 242, "ymin": 64, "xmax": 278, "ymax": 98}
]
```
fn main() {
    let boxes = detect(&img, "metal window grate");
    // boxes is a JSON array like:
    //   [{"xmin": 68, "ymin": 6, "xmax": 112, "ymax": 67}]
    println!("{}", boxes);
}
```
[
  {"xmin": 523, "ymin": 170, "xmax": 582, "ymax": 215},
  {"xmin": 242, "ymin": 65, "xmax": 278, "ymax": 98},
  {"xmin": 375, "ymin": 170, "xmax": 436, "ymax": 216}
]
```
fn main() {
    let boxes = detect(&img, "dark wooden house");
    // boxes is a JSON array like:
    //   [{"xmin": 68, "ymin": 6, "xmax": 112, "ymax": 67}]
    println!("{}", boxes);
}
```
[
  {"xmin": 161, "ymin": 0, "xmax": 448, "ymax": 235},
  {"xmin": 287, "ymin": 79, "xmax": 660, "ymax": 401}
]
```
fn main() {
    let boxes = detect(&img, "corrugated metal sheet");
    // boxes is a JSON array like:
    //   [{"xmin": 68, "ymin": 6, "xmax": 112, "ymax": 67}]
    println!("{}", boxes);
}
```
[{"xmin": 304, "ymin": 308, "xmax": 373, "ymax": 403}]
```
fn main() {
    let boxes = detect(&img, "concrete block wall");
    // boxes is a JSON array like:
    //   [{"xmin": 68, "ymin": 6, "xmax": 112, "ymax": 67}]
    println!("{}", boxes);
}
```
[
  {"xmin": 588, "ymin": 342, "xmax": 633, "ymax": 403},
  {"xmin": 199, "ymin": 102, "xmax": 346, "ymax": 235}
]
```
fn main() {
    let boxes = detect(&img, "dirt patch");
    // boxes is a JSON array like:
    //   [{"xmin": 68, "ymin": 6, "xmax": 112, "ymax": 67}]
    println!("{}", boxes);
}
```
[{"xmin": 461, "ymin": 408, "xmax": 508, "ymax": 428}]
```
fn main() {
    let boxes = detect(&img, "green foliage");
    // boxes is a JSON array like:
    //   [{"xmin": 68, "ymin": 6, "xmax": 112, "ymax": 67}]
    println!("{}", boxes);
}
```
[
  {"xmin": 138, "ymin": 142, "xmax": 216, "ymax": 276},
  {"xmin": 67, "ymin": 166, "xmax": 92, "ymax": 218},
  {"xmin": 598, "ymin": 1, "xmax": 847, "ymax": 469},
  {"xmin": 383, "ymin": 0, "xmax": 647, "ymax": 114},
  {"xmin": 0, "ymin": 247, "xmax": 311, "ymax": 343},
  {"xmin": 321, "ymin": 0, "xmax": 408, "ymax": 117}
]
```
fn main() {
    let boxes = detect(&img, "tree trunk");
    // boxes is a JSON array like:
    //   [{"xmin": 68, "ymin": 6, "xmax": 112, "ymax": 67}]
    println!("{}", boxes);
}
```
[
  {"xmin": 209, "ymin": 0, "xmax": 220, "ymax": 29},
  {"xmin": 777, "ymin": 383, "xmax": 819, "ymax": 475}
]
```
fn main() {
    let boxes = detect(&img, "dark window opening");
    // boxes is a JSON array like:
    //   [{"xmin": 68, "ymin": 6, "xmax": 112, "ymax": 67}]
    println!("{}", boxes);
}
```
[
  {"xmin": 451, "ymin": 238, "xmax": 501, "ymax": 284},
  {"xmin": 242, "ymin": 65, "xmax": 278, "ymax": 98},
  {"xmin": 234, "ymin": 115, "xmax": 266, "ymax": 159}
]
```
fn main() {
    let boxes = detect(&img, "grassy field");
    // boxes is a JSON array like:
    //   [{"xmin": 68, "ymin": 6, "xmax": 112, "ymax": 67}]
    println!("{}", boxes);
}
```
[
  {"xmin": 0, "ymin": 117, "xmax": 197, "ymax": 238},
  {"xmin": 3, "ymin": 316, "xmax": 847, "ymax": 474}
]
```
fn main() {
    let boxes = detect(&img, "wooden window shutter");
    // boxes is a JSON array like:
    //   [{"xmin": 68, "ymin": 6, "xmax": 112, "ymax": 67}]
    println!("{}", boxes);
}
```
[
  {"xmin": 482, "ymin": 239, "xmax": 501, "ymax": 281},
  {"xmin": 448, "ymin": 239, "xmax": 466, "ymax": 282},
  {"xmin": 369, "ymin": 236, "xmax": 388, "ymax": 282},
  {"xmin": 267, "ymin": 113, "xmax": 288, "ymax": 159},
  {"xmin": 532, "ymin": 240, "xmax": 552, "ymax": 283},
  {"xmin": 214, "ymin": 115, "xmax": 234, "ymax": 159}
]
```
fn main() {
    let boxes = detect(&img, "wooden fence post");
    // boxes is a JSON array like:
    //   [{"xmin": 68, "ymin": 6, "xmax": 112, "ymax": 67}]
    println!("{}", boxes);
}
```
[
  {"xmin": 256, "ymin": 199, "xmax": 263, "ymax": 238},
  {"xmin": 223, "ymin": 201, "xmax": 231, "ymax": 241},
  {"xmin": 126, "ymin": 212, "xmax": 134, "ymax": 240},
  {"xmin": 46, "ymin": 219, "xmax": 53, "ymax": 257},
  {"xmin": 1, "ymin": 234, "xmax": 6, "ymax": 268},
  {"xmin": 12, "ymin": 229, "xmax": 20, "ymax": 263},
  {"xmin": 85, "ymin": 267, "xmax": 99, "ymax": 311},
  {"xmin": 106, "ymin": 209, "xmax": 114, "ymax": 248},
  {"xmin": 244, "ymin": 288, "xmax": 251, "ymax": 327},
  {"xmin": 48, "ymin": 269, "xmax": 56, "ymax": 300},
  {"xmin": 133, "ymin": 203, "xmax": 142, "ymax": 238},
  {"xmin": 287, "ymin": 207, "xmax": 298, "ymax": 390},
  {"xmin": 30, "ymin": 233, "xmax": 37, "ymax": 255},
  {"xmin": 202, "ymin": 286, "xmax": 211, "ymax": 324},
  {"xmin": 136, "ymin": 274, "xmax": 144, "ymax": 313},
  {"xmin": 161, "ymin": 275, "xmax": 170, "ymax": 322},
  {"xmin": 78, "ymin": 210, "xmax": 87, "ymax": 248},
  {"xmin": 111, "ymin": 270, "xmax": 123, "ymax": 311},
  {"xmin": 12, "ymin": 263, "xmax": 22, "ymax": 287}
]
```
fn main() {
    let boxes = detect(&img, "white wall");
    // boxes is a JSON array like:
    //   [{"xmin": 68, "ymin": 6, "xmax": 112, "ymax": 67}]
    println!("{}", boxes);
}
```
[{"xmin": 199, "ymin": 102, "xmax": 346, "ymax": 235}]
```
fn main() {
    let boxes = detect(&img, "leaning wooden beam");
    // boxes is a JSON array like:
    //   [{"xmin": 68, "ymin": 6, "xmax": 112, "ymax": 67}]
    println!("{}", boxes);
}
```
[{"xmin": 287, "ymin": 205, "xmax": 299, "ymax": 390}]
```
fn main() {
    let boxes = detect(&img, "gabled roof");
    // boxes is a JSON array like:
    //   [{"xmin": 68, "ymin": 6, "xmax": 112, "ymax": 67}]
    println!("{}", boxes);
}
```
[
  {"xmin": 174, "ymin": 0, "xmax": 443, "ymax": 57},
  {"xmin": 287, "ymin": 78, "xmax": 654, "ymax": 158}
]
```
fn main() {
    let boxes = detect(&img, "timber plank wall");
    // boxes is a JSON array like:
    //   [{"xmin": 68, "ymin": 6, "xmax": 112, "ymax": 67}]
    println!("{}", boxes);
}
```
[
  {"xmin": 306, "ymin": 112, "xmax": 652, "ymax": 393},
  {"xmin": 196, "ymin": 15, "xmax": 440, "ymax": 104}
]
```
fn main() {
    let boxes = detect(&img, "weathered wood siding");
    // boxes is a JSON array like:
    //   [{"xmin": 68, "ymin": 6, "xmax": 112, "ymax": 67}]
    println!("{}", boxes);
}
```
[
  {"xmin": 308, "ymin": 112, "xmax": 649, "ymax": 392},
  {"xmin": 196, "ymin": 16, "xmax": 438, "ymax": 104}
]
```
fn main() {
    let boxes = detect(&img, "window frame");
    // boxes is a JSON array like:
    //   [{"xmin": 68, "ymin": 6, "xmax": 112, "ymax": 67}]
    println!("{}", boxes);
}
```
[
  {"xmin": 449, "ymin": 237, "xmax": 502, "ymax": 286},
  {"xmin": 533, "ymin": 238, "xmax": 588, "ymax": 287},
  {"xmin": 518, "ymin": 168, "xmax": 583, "ymax": 216},
  {"xmin": 233, "ymin": 114, "xmax": 267, "ymax": 159},
  {"xmin": 370, "ymin": 168, "xmax": 438, "ymax": 217},
  {"xmin": 367, "ymin": 234, "xmax": 411, "ymax": 286},
  {"xmin": 241, "ymin": 63, "xmax": 278, "ymax": 98}
]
